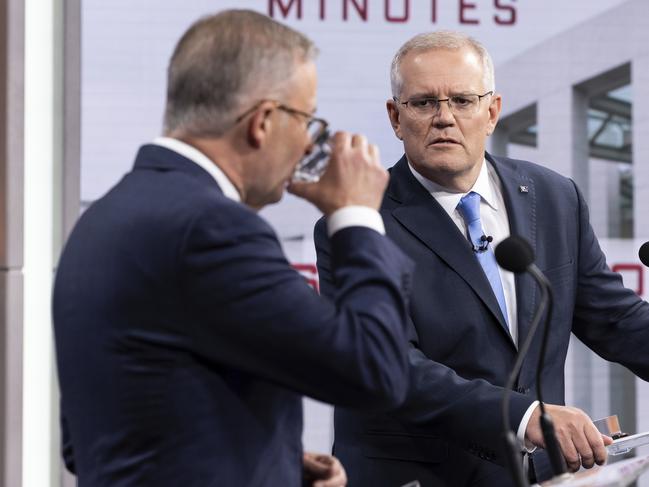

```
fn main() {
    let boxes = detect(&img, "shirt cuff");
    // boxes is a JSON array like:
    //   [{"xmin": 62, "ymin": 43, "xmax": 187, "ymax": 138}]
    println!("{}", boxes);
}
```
[
  {"xmin": 517, "ymin": 400, "xmax": 540, "ymax": 453},
  {"xmin": 327, "ymin": 206, "xmax": 385, "ymax": 237}
]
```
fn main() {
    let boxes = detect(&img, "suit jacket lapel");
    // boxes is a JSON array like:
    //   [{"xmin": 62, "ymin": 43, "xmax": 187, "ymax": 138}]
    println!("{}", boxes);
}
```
[
  {"xmin": 387, "ymin": 157, "xmax": 514, "ymax": 346},
  {"xmin": 487, "ymin": 153, "xmax": 537, "ymax": 348}
]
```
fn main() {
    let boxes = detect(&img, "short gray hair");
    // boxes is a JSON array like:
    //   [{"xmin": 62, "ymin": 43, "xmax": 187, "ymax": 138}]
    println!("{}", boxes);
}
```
[
  {"xmin": 390, "ymin": 31, "xmax": 495, "ymax": 98},
  {"xmin": 164, "ymin": 9, "xmax": 318, "ymax": 137}
]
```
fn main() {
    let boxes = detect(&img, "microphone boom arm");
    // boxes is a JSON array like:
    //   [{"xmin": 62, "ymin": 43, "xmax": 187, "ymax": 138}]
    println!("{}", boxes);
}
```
[
  {"xmin": 528, "ymin": 264, "xmax": 567, "ymax": 476},
  {"xmin": 501, "ymin": 263, "xmax": 550, "ymax": 487}
]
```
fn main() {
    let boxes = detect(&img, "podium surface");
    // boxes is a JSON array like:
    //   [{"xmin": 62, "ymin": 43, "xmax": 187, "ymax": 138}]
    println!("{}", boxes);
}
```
[{"xmin": 538, "ymin": 453, "xmax": 649, "ymax": 487}]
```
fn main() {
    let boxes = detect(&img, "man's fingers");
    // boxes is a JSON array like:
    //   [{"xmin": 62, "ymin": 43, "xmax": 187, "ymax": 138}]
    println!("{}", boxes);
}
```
[
  {"xmin": 313, "ymin": 459, "xmax": 347, "ymax": 487},
  {"xmin": 350, "ymin": 133, "xmax": 368, "ymax": 151},
  {"xmin": 305, "ymin": 462, "xmax": 330, "ymax": 477},
  {"xmin": 583, "ymin": 425, "xmax": 608, "ymax": 466},
  {"xmin": 556, "ymin": 426, "xmax": 606, "ymax": 471},
  {"xmin": 543, "ymin": 405, "xmax": 609, "ymax": 471},
  {"xmin": 571, "ymin": 428, "xmax": 595, "ymax": 469},
  {"xmin": 305, "ymin": 453, "xmax": 347, "ymax": 487},
  {"xmin": 303, "ymin": 452, "xmax": 330, "ymax": 476},
  {"xmin": 551, "ymin": 412, "xmax": 583, "ymax": 472},
  {"xmin": 368, "ymin": 143, "xmax": 380, "ymax": 165},
  {"xmin": 330, "ymin": 131, "xmax": 350, "ymax": 152},
  {"xmin": 555, "ymin": 430, "xmax": 581, "ymax": 472}
]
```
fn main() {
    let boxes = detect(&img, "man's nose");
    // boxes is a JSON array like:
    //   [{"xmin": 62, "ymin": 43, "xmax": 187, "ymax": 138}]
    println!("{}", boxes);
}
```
[{"xmin": 432, "ymin": 100, "xmax": 455, "ymax": 127}]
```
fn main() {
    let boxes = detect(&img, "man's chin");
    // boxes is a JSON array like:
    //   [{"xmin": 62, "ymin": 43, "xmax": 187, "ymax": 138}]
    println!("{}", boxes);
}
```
[
  {"xmin": 410, "ymin": 155, "xmax": 476, "ymax": 185},
  {"xmin": 420, "ymin": 155, "xmax": 469, "ymax": 173},
  {"xmin": 266, "ymin": 187, "xmax": 286, "ymax": 206},
  {"xmin": 425, "ymin": 143, "xmax": 465, "ymax": 157},
  {"xmin": 244, "ymin": 187, "xmax": 284, "ymax": 211}
]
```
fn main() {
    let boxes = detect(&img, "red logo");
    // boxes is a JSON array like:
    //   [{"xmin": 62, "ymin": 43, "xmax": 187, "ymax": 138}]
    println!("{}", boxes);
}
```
[{"xmin": 611, "ymin": 263, "xmax": 644, "ymax": 296}]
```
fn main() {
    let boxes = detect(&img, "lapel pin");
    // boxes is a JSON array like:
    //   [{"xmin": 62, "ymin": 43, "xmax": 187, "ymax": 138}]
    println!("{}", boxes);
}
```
[{"xmin": 519, "ymin": 185, "xmax": 529, "ymax": 193}]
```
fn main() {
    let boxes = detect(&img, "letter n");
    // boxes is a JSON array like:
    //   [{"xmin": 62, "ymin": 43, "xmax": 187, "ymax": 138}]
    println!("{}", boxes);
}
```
[{"xmin": 344, "ymin": 0, "xmax": 368, "ymax": 21}]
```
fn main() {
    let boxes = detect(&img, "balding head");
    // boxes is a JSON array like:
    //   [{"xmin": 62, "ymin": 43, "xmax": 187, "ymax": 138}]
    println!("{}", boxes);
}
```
[
  {"xmin": 390, "ymin": 31, "xmax": 494, "ymax": 98},
  {"xmin": 164, "ymin": 9, "xmax": 318, "ymax": 137}
]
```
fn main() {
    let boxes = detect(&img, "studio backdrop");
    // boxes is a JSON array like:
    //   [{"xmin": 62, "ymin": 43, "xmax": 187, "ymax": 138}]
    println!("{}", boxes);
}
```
[{"xmin": 77, "ymin": 0, "xmax": 649, "ymax": 474}]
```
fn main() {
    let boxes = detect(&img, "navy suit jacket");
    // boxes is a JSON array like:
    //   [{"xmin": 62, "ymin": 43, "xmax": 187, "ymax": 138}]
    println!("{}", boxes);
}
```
[
  {"xmin": 314, "ymin": 153, "xmax": 649, "ymax": 486},
  {"xmin": 53, "ymin": 144, "xmax": 414, "ymax": 487}
]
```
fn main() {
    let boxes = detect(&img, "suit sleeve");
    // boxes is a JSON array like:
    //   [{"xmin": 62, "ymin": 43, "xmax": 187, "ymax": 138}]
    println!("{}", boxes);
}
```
[
  {"xmin": 178, "ymin": 205, "xmax": 414, "ymax": 411},
  {"xmin": 569, "ymin": 181, "xmax": 649, "ymax": 377},
  {"xmin": 314, "ymin": 217, "xmax": 533, "ymax": 465}
]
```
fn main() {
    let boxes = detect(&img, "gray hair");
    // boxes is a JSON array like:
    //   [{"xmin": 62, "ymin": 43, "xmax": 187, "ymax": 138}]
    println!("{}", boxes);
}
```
[
  {"xmin": 164, "ymin": 9, "xmax": 318, "ymax": 137},
  {"xmin": 390, "ymin": 31, "xmax": 495, "ymax": 97}
]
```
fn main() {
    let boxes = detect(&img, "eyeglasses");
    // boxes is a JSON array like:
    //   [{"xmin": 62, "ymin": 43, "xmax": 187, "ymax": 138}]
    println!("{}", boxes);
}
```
[
  {"xmin": 235, "ymin": 100, "xmax": 329, "ymax": 143},
  {"xmin": 393, "ymin": 91, "xmax": 493, "ymax": 119}
]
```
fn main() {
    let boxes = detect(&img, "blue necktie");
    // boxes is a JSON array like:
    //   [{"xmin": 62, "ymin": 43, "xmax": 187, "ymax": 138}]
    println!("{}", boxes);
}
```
[{"xmin": 457, "ymin": 191, "xmax": 509, "ymax": 326}]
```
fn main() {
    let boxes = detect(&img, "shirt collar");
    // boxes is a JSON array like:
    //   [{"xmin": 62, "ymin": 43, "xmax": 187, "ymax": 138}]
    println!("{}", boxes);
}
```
[
  {"xmin": 152, "ymin": 136, "xmax": 241, "ymax": 202},
  {"xmin": 408, "ymin": 157, "xmax": 499, "ymax": 215}
]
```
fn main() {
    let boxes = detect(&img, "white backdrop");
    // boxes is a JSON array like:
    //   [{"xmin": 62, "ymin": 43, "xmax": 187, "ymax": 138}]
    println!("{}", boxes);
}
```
[
  {"xmin": 80, "ymin": 0, "xmax": 648, "ymax": 459},
  {"xmin": 82, "ymin": 0, "xmax": 629, "ymax": 240}
]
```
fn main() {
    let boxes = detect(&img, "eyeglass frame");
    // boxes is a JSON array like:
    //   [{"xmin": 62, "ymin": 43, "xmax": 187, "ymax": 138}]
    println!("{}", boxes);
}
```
[
  {"xmin": 234, "ymin": 100, "xmax": 329, "ymax": 142},
  {"xmin": 392, "ymin": 91, "xmax": 494, "ymax": 118}
]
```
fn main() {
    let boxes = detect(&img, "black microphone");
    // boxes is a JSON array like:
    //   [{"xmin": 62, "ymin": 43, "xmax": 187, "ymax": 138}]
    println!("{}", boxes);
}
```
[
  {"xmin": 639, "ymin": 242, "xmax": 649, "ymax": 267},
  {"xmin": 473, "ymin": 235, "xmax": 493, "ymax": 252},
  {"xmin": 495, "ymin": 236, "xmax": 568, "ymax": 484}
]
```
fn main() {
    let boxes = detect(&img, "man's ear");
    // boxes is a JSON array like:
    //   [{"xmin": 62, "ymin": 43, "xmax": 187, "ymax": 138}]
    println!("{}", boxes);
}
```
[
  {"xmin": 247, "ymin": 102, "xmax": 276, "ymax": 148},
  {"xmin": 386, "ymin": 99, "xmax": 403, "ymax": 141},
  {"xmin": 485, "ymin": 93, "xmax": 502, "ymax": 136}
]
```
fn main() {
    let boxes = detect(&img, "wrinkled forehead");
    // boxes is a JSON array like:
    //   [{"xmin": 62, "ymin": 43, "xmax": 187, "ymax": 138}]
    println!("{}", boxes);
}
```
[{"xmin": 399, "ymin": 47, "xmax": 486, "ymax": 97}]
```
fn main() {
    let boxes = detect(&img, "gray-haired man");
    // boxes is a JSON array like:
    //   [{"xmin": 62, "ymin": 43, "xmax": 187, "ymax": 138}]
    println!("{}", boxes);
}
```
[
  {"xmin": 54, "ymin": 10, "xmax": 415, "ymax": 486},
  {"xmin": 315, "ymin": 30, "xmax": 649, "ymax": 486}
]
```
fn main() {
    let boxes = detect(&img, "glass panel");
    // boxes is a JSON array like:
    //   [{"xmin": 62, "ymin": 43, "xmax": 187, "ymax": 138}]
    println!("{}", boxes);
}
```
[{"xmin": 588, "ymin": 87, "xmax": 632, "ymax": 163}]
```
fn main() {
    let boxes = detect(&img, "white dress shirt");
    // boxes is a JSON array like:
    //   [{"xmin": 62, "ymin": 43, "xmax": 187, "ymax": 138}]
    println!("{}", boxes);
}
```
[{"xmin": 408, "ymin": 158, "xmax": 538, "ymax": 450}]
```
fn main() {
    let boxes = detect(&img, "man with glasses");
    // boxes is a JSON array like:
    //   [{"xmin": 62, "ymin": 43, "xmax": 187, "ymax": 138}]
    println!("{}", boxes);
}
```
[
  {"xmin": 315, "ymin": 31, "xmax": 649, "ymax": 486},
  {"xmin": 53, "ymin": 10, "xmax": 415, "ymax": 487}
]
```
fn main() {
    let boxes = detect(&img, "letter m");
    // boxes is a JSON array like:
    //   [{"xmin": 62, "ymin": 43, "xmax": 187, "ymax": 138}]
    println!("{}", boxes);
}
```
[{"xmin": 269, "ymin": 0, "xmax": 303, "ymax": 19}]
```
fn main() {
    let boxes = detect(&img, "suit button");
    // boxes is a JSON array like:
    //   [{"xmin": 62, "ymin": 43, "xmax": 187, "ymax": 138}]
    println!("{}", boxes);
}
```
[{"xmin": 516, "ymin": 386, "xmax": 526, "ymax": 394}]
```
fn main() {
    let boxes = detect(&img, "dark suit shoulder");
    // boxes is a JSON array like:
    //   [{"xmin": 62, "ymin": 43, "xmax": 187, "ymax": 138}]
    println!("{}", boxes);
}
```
[
  {"xmin": 489, "ymin": 154, "xmax": 577, "ymax": 190},
  {"xmin": 127, "ymin": 159, "xmax": 272, "ymax": 237},
  {"xmin": 488, "ymin": 153, "xmax": 583, "ymax": 209}
]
